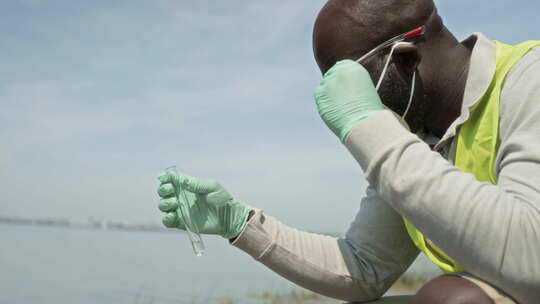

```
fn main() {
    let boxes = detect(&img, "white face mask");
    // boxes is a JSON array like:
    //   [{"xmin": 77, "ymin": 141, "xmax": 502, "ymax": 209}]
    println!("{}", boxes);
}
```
[{"xmin": 375, "ymin": 42, "xmax": 417, "ymax": 128}]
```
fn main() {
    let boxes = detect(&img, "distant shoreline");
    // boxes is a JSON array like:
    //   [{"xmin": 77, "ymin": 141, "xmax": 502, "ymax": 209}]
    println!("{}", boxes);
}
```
[
  {"xmin": 0, "ymin": 215, "xmax": 343, "ymax": 237},
  {"xmin": 0, "ymin": 215, "xmax": 168, "ymax": 233}
]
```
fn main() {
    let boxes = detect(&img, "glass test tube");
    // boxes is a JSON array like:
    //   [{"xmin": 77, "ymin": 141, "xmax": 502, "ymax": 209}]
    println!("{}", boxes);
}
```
[{"xmin": 165, "ymin": 166, "xmax": 205, "ymax": 256}]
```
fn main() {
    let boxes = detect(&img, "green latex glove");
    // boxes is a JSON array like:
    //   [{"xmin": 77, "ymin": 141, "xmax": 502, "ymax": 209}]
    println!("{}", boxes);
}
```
[
  {"xmin": 157, "ymin": 172, "xmax": 253, "ymax": 240},
  {"xmin": 314, "ymin": 59, "xmax": 385, "ymax": 142}
]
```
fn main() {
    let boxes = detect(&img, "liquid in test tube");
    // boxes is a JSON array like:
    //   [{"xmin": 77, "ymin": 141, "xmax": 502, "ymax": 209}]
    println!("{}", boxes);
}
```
[{"xmin": 165, "ymin": 166, "xmax": 205, "ymax": 256}]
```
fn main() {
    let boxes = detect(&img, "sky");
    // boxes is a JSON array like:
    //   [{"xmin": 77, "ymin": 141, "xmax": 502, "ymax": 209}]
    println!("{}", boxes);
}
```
[{"xmin": 1, "ymin": 0, "xmax": 538, "ymax": 233}]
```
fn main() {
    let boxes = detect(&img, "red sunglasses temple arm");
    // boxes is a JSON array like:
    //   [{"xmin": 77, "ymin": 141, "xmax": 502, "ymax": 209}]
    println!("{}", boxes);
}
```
[
  {"xmin": 356, "ymin": 25, "xmax": 425, "ymax": 64},
  {"xmin": 404, "ymin": 26, "xmax": 426, "ymax": 39}
]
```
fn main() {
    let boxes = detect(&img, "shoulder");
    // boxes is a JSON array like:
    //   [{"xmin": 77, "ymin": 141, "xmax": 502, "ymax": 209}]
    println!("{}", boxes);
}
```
[
  {"xmin": 503, "ymin": 46, "xmax": 540, "ymax": 91},
  {"xmin": 499, "ymin": 46, "xmax": 540, "ymax": 141}
]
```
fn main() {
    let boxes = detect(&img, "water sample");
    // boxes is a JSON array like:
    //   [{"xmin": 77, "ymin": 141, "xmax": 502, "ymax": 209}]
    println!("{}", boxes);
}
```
[{"xmin": 165, "ymin": 166, "xmax": 205, "ymax": 256}]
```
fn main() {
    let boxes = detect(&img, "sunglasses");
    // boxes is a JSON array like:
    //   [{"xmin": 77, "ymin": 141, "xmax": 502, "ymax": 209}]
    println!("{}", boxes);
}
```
[
  {"xmin": 354, "ymin": 26, "xmax": 425, "ymax": 123},
  {"xmin": 356, "ymin": 26, "xmax": 426, "ymax": 64}
]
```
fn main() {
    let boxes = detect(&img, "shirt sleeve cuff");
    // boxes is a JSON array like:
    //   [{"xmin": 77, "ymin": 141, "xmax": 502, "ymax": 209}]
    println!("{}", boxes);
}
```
[
  {"xmin": 230, "ymin": 209, "xmax": 274, "ymax": 260},
  {"xmin": 344, "ymin": 110, "xmax": 414, "ymax": 172}
]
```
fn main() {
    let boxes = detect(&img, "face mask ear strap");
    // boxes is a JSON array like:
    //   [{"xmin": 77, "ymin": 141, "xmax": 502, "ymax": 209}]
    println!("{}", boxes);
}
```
[
  {"xmin": 376, "ymin": 41, "xmax": 417, "ymax": 123},
  {"xmin": 375, "ymin": 43, "xmax": 398, "ymax": 91},
  {"xmin": 401, "ymin": 70, "xmax": 416, "ymax": 121}
]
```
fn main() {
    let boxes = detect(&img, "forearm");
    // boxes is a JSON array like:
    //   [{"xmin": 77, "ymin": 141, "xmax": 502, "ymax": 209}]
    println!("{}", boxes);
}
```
[
  {"xmin": 344, "ymin": 111, "xmax": 540, "ymax": 300},
  {"xmin": 230, "ymin": 209, "xmax": 391, "ymax": 302}
]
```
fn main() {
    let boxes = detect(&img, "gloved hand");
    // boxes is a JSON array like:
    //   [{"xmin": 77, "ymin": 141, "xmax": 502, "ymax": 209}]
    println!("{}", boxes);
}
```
[
  {"xmin": 314, "ymin": 59, "xmax": 385, "ymax": 142},
  {"xmin": 157, "ymin": 171, "xmax": 253, "ymax": 240}
]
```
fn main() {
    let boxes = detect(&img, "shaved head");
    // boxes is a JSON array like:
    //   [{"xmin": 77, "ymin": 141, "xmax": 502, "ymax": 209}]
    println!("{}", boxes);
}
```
[
  {"xmin": 311, "ymin": 0, "xmax": 471, "ymax": 135},
  {"xmin": 313, "ymin": 0, "xmax": 436, "ymax": 73}
]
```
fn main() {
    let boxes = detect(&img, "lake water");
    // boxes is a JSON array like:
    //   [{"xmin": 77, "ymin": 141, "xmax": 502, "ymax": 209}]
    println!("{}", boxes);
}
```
[{"xmin": 0, "ymin": 224, "xmax": 438, "ymax": 304}]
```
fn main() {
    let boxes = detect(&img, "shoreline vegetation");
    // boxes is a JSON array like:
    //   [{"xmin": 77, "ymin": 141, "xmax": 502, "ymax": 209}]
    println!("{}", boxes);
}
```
[
  {"xmin": 215, "ymin": 275, "xmax": 429, "ymax": 304},
  {"xmin": 214, "ymin": 273, "xmax": 428, "ymax": 304}
]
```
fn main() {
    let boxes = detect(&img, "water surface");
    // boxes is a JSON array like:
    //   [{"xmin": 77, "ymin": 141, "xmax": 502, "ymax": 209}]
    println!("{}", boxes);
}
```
[{"xmin": 0, "ymin": 224, "xmax": 437, "ymax": 303}]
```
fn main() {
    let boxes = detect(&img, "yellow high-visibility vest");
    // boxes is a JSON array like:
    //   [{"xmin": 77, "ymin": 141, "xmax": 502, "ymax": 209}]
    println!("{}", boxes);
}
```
[{"xmin": 403, "ymin": 40, "xmax": 540, "ymax": 273}]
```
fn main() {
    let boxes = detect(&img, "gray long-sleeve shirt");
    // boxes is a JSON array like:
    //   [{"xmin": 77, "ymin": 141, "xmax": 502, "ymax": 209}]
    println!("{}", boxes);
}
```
[{"xmin": 231, "ymin": 33, "xmax": 540, "ymax": 304}]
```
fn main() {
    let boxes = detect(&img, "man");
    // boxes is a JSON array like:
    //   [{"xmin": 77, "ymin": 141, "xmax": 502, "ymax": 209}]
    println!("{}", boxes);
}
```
[{"xmin": 157, "ymin": 0, "xmax": 540, "ymax": 303}]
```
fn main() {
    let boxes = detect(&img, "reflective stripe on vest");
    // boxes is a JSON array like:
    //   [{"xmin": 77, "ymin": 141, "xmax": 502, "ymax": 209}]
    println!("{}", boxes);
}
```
[{"xmin": 403, "ymin": 40, "xmax": 540, "ymax": 273}]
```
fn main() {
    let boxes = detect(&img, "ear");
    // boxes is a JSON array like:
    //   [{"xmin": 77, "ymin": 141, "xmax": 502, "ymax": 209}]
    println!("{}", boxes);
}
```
[{"xmin": 393, "ymin": 42, "xmax": 421, "ymax": 75}]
